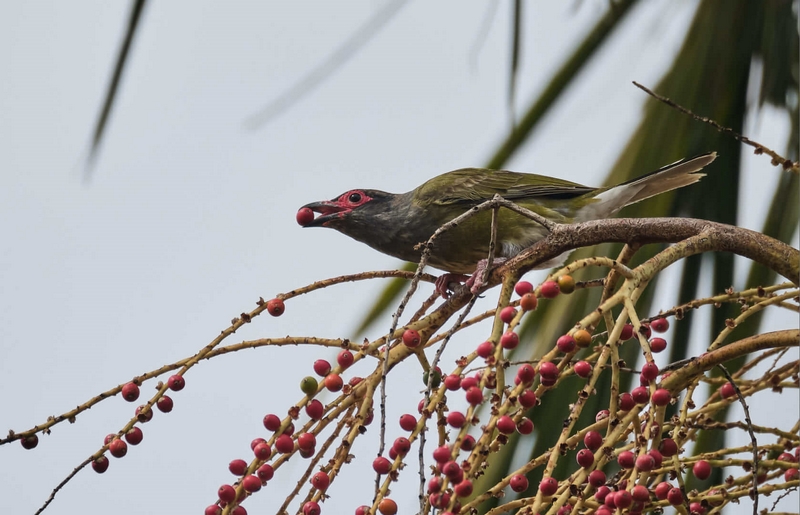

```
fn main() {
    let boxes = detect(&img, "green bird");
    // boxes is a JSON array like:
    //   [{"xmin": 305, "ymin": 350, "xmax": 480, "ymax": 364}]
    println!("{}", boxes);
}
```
[{"xmin": 298, "ymin": 153, "xmax": 716, "ymax": 296}]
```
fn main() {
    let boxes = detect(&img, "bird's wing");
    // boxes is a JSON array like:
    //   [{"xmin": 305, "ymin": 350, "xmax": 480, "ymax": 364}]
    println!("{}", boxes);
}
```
[{"xmin": 414, "ymin": 168, "xmax": 596, "ymax": 205}]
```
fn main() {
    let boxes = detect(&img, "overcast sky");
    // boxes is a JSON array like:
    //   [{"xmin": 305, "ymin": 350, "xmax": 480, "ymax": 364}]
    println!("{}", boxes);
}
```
[{"xmin": 1, "ymin": 2, "xmax": 796, "ymax": 514}]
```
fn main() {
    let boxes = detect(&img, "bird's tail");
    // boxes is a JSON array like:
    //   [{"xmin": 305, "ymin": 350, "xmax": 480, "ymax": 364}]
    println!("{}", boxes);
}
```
[{"xmin": 619, "ymin": 152, "xmax": 717, "ymax": 205}]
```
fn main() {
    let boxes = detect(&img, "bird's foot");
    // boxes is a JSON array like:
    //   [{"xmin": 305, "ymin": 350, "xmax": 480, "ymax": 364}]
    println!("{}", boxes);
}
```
[
  {"xmin": 466, "ymin": 257, "xmax": 508, "ymax": 295},
  {"xmin": 434, "ymin": 273, "xmax": 470, "ymax": 298}
]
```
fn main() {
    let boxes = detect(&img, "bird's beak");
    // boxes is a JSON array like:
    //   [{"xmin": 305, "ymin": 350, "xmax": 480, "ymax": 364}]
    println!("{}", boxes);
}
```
[{"xmin": 298, "ymin": 200, "xmax": 349, "ymax": 227}]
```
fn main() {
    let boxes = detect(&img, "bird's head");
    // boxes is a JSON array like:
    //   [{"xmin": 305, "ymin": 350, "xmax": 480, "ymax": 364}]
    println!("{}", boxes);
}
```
[{"xmin": 297, "ymin": 189, "xmax": 397, "ymax": 230}]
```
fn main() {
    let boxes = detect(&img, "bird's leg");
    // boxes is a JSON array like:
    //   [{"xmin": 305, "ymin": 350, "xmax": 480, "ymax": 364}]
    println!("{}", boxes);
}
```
[
  {"xmin": 465, "ymin": 257, "xmax": 508, "ymax": 294},
  {"xmin": 434, "ymin": 273, "xmax": 470, "ymax": 298}
]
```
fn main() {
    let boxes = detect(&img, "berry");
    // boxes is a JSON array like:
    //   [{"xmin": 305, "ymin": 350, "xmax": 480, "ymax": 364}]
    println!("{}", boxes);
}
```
[
  {"xmin": 640, "ymin": 362, "xmax": 659, "ymax": 382},
  {"xmin": 636, "ymin": 454, "xmax": 655, "ymax": 471},
  {"xmin": 588, "ymin": 470, "xmax": 606, "ymax": 487},
  {"xmin": 538, "ymin": 361, "xmax": 559, "ymax": 380},
  {"xmin": 253, "ymin": 442, "xmax": 271, "ymax": 460},
  {"xmin": 432, "ymin": 445, "xmax": 451, "ymax": 463},
  {"xmin": 313, "ymin": 359, "xmax": 331, "ymax": 376},
  {"xmin": 337, "ymin": 350, "xmax": 354, "ymax": 369},
  {"xmin": 422, "ymin": 367, "xmax": 442, "ymax": 388},
  {"xmin": 399, "ymin": 414, "xmax": 417, "ymax": 431},
  {"xmin": 584, "ymin": 430, "xmax": 603, "ymax": 451},
  {"xmin": 557, "ymin": 275, "xmax": 575, "ymax": 294},
  {"xmin": 631, "ymin": 485, "xmax": 650, "ymax": 502},
  {"xmin": 167, "ymin": 374, "xmax": 185, "ymax": 391},
  {"xmin": 650, "ymin": 337, "xmax": 667, "ymax": 353},
  {"xmin": 500, "ymin": 331, "xmax": 519, "ymax": 349},
  {"xmin": 576, "ymin": 449, "xmax": 594, "ymax": 468},
  {"xmin": 667, "ymin": 487, "xmax": 684, "ymax": 506},
  {"xmin": 205, "ymin": 506, "xmax": 222, "ymax": 515},
  {"xmin": 402, "ymin": 329, "xmax": 421, "ymax": 348},
  {"xmin": 510, "ymin": 474, "xmax": 529, "ymax": 493},
  {"xmin": 595, "ymin": 409, "xmax": 610, "ymax": 422},
  {"xmin": 594, "ymin": 486, "xmax": 610, "ymax": 502},
  {"xmin": 135, "ymin": 405, "xmax": 153, "ymax": 423},
  {"xmin": 476, "ymin": 341, "xmax": 494, "ymax": 358},
  {"xmin": 300, "ymin": 376, "xmax": 319, "ymax": 395},
  {"xmin": 460, "ymin": 376, "xmax": 478, "ymax": 390},
  {"xmin": 538, "ymin": 476, "xmax": 557, "ymax": 495},
  {"xmin": 574, "ymin": 361, "xmax": 592, "ymax": 378},
  {"xmin": 242, "ymin": 474, "xmax": 261, "ymax": 492},
  {"xmin": 355, "ymin": 506, "xmax": 370, "ymax": 515},
  {"xmin": 690, "ymin": 501, "xmax": 706, "ymax": 514},
  {"xmin": 303, "ymin": 501, "xmax": 321, "ymax": 515},
  {"xmin": 311, "ymin": 471, "xmax": 330, "ymax": 491},
  {"xmin": 648, "ymin": 449, "xmax": 663, "ymax": 468},
  {"xmin": 392, "ymin": 437, "xmax": 410, "ymax": 456},
  {"xmin": 785, "ymin": 468, "xmax": 799, "ymax": 481},
  {"xmin": 266, "ymin": 298, "xmax": 285, "ymax": 316},
  {"xmin": 613, "ymin": 490, "xmax": 632, "ymax": 508},
  {"xmin": 517, "ymin": 417, "xmax": 534, "ymax": 435},
  {"xmin": 296, "ymin": 207, "xmax": 315, "ymax": 226},
  {"xmin": 720, "ymin": 382, "xmax": 736, "ymax": 399},
  {"xmin": 516, "ymin": 364, "xmax": 535, "ymax": 384},
  {"xmin": 257, "ymin": 463, "xmax": 274, "ymax": 481},
  {"xmin": 121, "ymin": 382, "xmax": 140, "ymax": 402},
  {"xmin": 441, "ymin": 460, "xmax": 461, "ymax": 479},
  {"xmin": 574, "ymin": 329, "xmax": 592, "ymax": 348},
  {"xmin": 540, "ymin": 280, "xmax": 560, "ymax": 298},
  {"xmin": 444, "ymin": 374, "xmax": 462, "ymax": 391},
  {"xmin": 519, "ymin": 390, "xmax": 537, "ymax": 408},
  {"xmin": 500, "ymin": 306, "xmax": 517, "ymax": 324},
  {"xmin": 124, "ymin": 427, "xmax": 143, "ymax": 445},
  {"xmin": 324, "ymin": 374, "xmax": 343, "ymax": 392},
  {"xmin": 693, "ymin": 459, "xmax": 711, "ymax": 480},
  {"xmin": 556, "ymin": 334, "xmax": 575, "ymax": 353},
  {"xmin": 20, "ymin": 434, "xmax": 38, "ymax": 450},
  {"xmin": 275, "ymin": 434, "xmax": 294, "ymax": 454},
  {"xmin": 465, "ymin": 386, "xmax": 483, "ymax": 406},
  {"xmin": 778, "ymin": 452, "xmax": 796, "ymax": 463},
  {"xmin": 659, "ymin": 438, "xmax": 678, "ymax": 457},
  {"xmin": 652, "ymin": 388, "xmax": 671, "ymax": 406},
  {"xmin": 618, "ymin": 451, "xmax": 635, "ymax": 469},
  {"xmin": 654, "ymin": 481, "xmax": 672, "ymax": 500},
  {"xmin": 520, "ymin": 293, "xmax": 538, "ymax": 311},
  {"xmin": 229, "ymin": 459, "xmax": 248, "ymax": 476},
  {"xmin": 263, "ymin": 414, "xmax": 281, "ymax": 431},
  {"xmin": 218, "ymin": 484, "xmax": 236, "ymax": 503},
  {"xmin": 156, "ymin": 396, "xmax": 173, "ymax": 413},
  {"xmin": 92, "ymin": 455, "xmax": 109, "ymax": 473},
  {"xmin": 515, "ymin": 280, "xmax": 533, "ymax": 296},
  {"xmin": 618, "ymin": 392, "xmax": 635, "ymax": 411},
  {"xmin": 620, "ymin": 323, "xmax": 634, "ymax": 340},
  {"xmin": 496, "ymin": 415, "xmax": 516, "ymax": 435},
  {"xmin": 631, "ymin": 386, "xmax": 650, "ymax": 404},
  {"xmin": 454, "ymin": 479, "xmax": 473, "ymax": 498},
  {"xmin": 306, "ymin": 399, "xmax": 324, "ymax": 420},
  {"xmin": 297, "ymin": 433, "xmax": 316, "ymax": 451},
  {"xmin": 447, "ymin": 411, "xmax": 466, "ymax": 428},
  {"xmin": 651, "ymin": 317, "xmax": 669, "ymax": 333},
  {"xmin": 378, "ymin": 498, "xmax": 397, "ymax": 515},
  {"xmin": 109, "ymin": 438, "xmax": 127, "ymax": 458},
  {"xmin": 373, "ymin": 456, "xmax": 392, "ymax": 474},
  {"xmin": 460, "ymin": 435, "xmax": 476, "ymax": 450},
  {"xmin": 232, "ymin": 508, "xmax": 247, "ymax": 515}
]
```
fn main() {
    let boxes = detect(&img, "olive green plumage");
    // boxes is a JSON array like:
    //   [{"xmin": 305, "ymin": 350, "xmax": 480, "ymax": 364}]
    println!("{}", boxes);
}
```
[{"xmin": 300, "ymin": 153, "xmax": 716, "ymax": 274}]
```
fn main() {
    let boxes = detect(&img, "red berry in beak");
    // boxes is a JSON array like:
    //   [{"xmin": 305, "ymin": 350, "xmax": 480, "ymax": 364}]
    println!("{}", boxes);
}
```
[{"xmin": 296, "ymin": 207, "xmax": 315, "ymax": 226}]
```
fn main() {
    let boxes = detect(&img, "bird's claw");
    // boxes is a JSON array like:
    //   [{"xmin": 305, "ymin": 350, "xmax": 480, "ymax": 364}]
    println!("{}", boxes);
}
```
[{"xmin": 434, "ymin": 273, "xmax": 469, "ymax": 299}]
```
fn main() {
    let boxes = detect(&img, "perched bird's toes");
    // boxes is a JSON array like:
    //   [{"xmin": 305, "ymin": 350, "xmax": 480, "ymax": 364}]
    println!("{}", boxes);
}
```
[{"xmin": 435, "ymin": 273, "xmax": 469, "ymax": 298}]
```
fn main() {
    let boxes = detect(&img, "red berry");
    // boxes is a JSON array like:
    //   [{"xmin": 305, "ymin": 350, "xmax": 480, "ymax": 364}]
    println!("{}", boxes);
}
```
[
  {"xmin": 20, "ymin": 434, "xmax": 38, "ymax": 450},
  {"xmin": 620, "ymin": 323, "xmax": 634, "ymax": 340},
  {"xmin": 447, "ymin": 411, "xmax": 466, "ymax": 428},
  {"xmin": 556, "ymin": 334, "xmax": 575, "ymax": 353},
  {"xmin": 275, "ymin": 434, "xmax": 294, "ymax": 454},
  {"xmin": 399, "ymin": 414, "xmax": 417, "ymax": 431},
  {"xmin": 313, "ymin": 359, "xmax": 331, "ymax": 376},
  {"xmin": 500, "ymin": 306, "xmax": 517, "ymax": 324},
  {"xmin": 92, "ymin": 455, "xmax": 109, "ymax": 473},
  {"xmin": 576, "ymin": 449, "xmax": 594, "ymax": 468},
  {"xmin": 476, "ymin": 341, "xmax": 494, "ymax": 358},
  {"xmin": 373, "ymin": 456, "xmax": 392, "ymax": 474},
  {"xmin": 517, "ymin": 417, "xmax": 534, "ymax": 435},
  {"xmin": 402, "ymin": 329, "xmax": 421, "ymax": 348},
  {"xmin": 652, "ymin": 388, "xmax": 671, "ymax": 406},
  {"xmin": 651, "ymin": 318, "xmax": 669, "ymax": 333},
  {"xmin": 253, "ymin": 442, "xmax": 271, "ymax": 459},
  {"xmin": 461, "ymin": 435, "xmax": 476, "ymax": 451},
  {"xmin": 720, "ymin": 382, "xmax": 736, "ymax": 399},
  {"xmin": 441, "ymin": 460, "xmax": 461, "ymax": 479},
  {"xmin": 311, "ymin": 471, "xmax": 330, "ymax": 491},
  {"xmin": 263, "ymin": 414, "xmax": 281, "ymax": 431},
  {"xmin": 618, "ymin": 451, "xmax": 635, "ymax": 469},
  {"xmin": 641, "ymin": 362, "xmax": 659, "ymax": 382},
  {"xmin": 519, "ymin": 390, "xmax": 537, "ymax": 408},
  {"xmin": 778, "ymin": 452, "xmax": 796, "ymax": 463},
  {"xmin": 392, "ymin": 437, "xmax": 411, "ymax": 456},
  {"xmin": 508, "ymin": 474, "xmax": 528, "ymax": 493},
  {"xmin": 257, "ymin": 463, "xmax": 274, "ymax": 481},
  {"xmin": 465, "ymin": 386, "xmax": 483, "ymax": 406},
  {"xmin": 156, "ymin": 396, "xmax": 173, "ymax": 413},
  {"xmin": 496, "ymin": 415, "xmax": 516, "ymax": 434},
  {"xmin": 631, "ymin": 386, "xmax": 650, "ymax": 404},
  {"xmin": 432, "ymin": 445, "xmax": 451, "ymax": 463},
  {"xmin": 109, "ymin": 438, "xmax": 127, "ymax": 458},
  {"xmin": 229, "ymin": 459, "xmax": 248, "ymax": 476},
  {"xmin": 636, "ymin": 454, "xmax": 655, "ymax": 471},
  {"xmin": 337, "ymin": 349, "xmax": 354, "ymax": 368},
  {"xmin": 648, "ymin": 449, "xmax": 663, "ymax": 468},
  {"xmin": 614, "ymin": 490, "xmax": 632, "ymax": 508},
  {"xmin": 595, "ymin": 486, "xmax": 611, "ymax": 502},
  {"xmin": 306, "ymin": 399, "xmax": 324, "ymax": 420},
  {"xmin": 595, "ymin": 409, "xmax": 610, "ymax": 422},
  {"xmin": 667, "ymin": 487, "xmax": 684, "ymax": 506},
  {"xmin": 500, "ymin": 331, "xmax": 519, "ymax": 349},
  {"xmin": 167, "ymin": 374, "xmax": 185, "ymax": 391},
  {"xmin": 324, "ymin": 374, "xmax": 343, "ymax": 392},
  {"xmin": 516, "ymin": 364, "xmax": 535, "ymax": 384},
  {"xmin": 540, "ymin": 280, "xmax": 560, "ymax": 298},
  {"xmin": 538, "ymin": 476, "xmax": 557, "ymax": 495},
  {"xmin": 232, "ymin": 508, "xmax": 247, "ymax": 515},
  {"xmin": 515, "ymin": 280, "xmax": 533, "ymax": 296},
  {"xmin": 460, "ymin": 376, "xmax": 479, "ymax": 390},
  {"xmin": 297, "ymin": 433, "xmax": 316, "ymax": 450},
  {"xmin": 785, "ymin": 468, "xmax": 799, "ymax": 481},
  {"xmin": 693, "ymin": 459, "xmax": 711, "ymax": 480},
  {"xmin": 650, "ymin": 337, "xmax": 667, "ymax": 353},
  {"xmin": 659, "ymin": 438, "xmax": 678, "ymax": 457},
  {"xmin": 588, "ymin": 470, "xmax": 606, "ymax": 487},
  {"xmin": 619, "ymin": 392, "xmax": 635, "ymax": 411},
  {"xmin": 296, "ymin": 207, "xmax": 315, "ymax": 226},
  {"xmin": 520, "ymin": 292, "xmax": 538, "ymax": 311},
  {"xmin": 444, "ymin": 374, "xmax": 462, "ymax": 391},
  {"xmin": 266, "ymin": 298, "xmax": 285, "ymax": 316},
  {"xmin": 121, "ymin": 382, "xmax": 140, "ymax": 402},
  {"xmin": 205, "ymin": 506, "xmax": 222, "ymax": 515},
  {"xmin": 690, "ymin": 501, "xmax": 706, "ymax": 514},
  {"xmin": 584, "ymin": 430, "xmax": 603, "ymax": 451},
  {"xmin": 218, "ymin": 484, "xmax": 236, "ymax": 503},
  {"xmin": 135, "ymin": 405, "xmax": 153, "ymax": 423},
  {"xmin": 639, "ymin": 323, "xmax": 652, "ymax": 339},
  {"xmin": 124, "ymin": 427, "xmax": 143, "ymax": 445},
  {"xmin": 242, "ymin": 474, "xmax": 261, "ymax": 492},
  {"xmin": 574, "ymin": 361, "xmax": 592, "ymax": 378},
  {"xmin": 454, "ymin": 479, "xmax": 473, "ymax": 498},
  {"xmin": 355, "ymin": 507, "xmax": 370, "ymax": 515},
  {"xmin": 631, "ymin": 485, "xmax": 650, "ymax": 502},
  {"xmin": 303, "ymin": 501, "xmax": 321, "ymax": 515},
  {"xmin": 654, "ymin": 481, "xmax": 672, "ymax": 500},
  {"xmin": 538, "ymin": 361, "xmax": 559, "ymax": 379}
]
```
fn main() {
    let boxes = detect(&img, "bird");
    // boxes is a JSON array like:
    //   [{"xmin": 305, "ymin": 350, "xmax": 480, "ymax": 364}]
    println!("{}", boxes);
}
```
[{"xmin": 297, "ymin": 153, "xmax": 717, "ymax": 297}]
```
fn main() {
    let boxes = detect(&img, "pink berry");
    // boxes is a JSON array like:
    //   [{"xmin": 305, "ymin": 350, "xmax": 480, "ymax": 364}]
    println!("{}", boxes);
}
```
[
  {"xmin": 690, "ymin": 501, "xmax": 706, "ymax": 514},
  {"xmin": 648, "ymin": 449, "xmax": 663, "ymax": 468},
  {"xmin": 257, "ymin": 463, "xmax": 274, "ymax": 481},
  {"xmin": 263, "ymin": 414, "xmax": 281, "ymax": 431},
  {"xmin": 619, "ymin": 392, "xmax": 635, "ymax": 411},
  {"xmin": 556, "ymin": 334, "xmax": 575, "ymax": 353},
  {"xmin": 510, "ymin": 474, "xmax": 529, "ymax": 493},
  {"xmin": 588, "ymin": 470, "xmax": 606, "ymax": 487},
  {"xmin": 313, "ymin": 359, "xmax": 331, "ymax": 376},
  {"xmin": 427, "ymin": 476, "xmax": 443, "ymax": 493},
  {"xmin": 631, "ymin": 386, "xmax": 650, "ymax": 404},
  {"xmin": 465, "ymin": 386, "xmax": 483, "ymax": 406},
  {"xmin": 651, "ymin": 318, "xmax": 669, "ymax": 333},
  {"xmin": 636, "ymin": 454, "xmax": 655, "ymax": 471},
  {"xmin": 519, "ymin": 390, "xmax": 537, "ymax": 408},
  {"xmin": 232, "ymin": 508, "xmax": 247, "ymax": 515},
  {"xmin": 595, "ymin": 409, "xmax": 610, "ymax": 422},
  {"xmin": 614, "ymin": 490, "xmax": 632, "ymax": 508},
  {"xmin": 373, "ymin": 456, "xmax": 392, "ymax": 474},
  {"xmin": 441, "ymin": 460, "xmax": 461, "ymax": 480},
  {"xmin": 538, "ymin": 476, "xmax": 557, "ymax": 495},
  {"xmin": 92, "ymin": 455, "xmax": 109, "ymax": 473},
  {"xmin": 640, "ymin": 362, "xmax": 659, "ymax": 382},
  {"xmin": 538, "ymin": 361, "xmax": 559, "ymax": 379},
  {"xmin": 639, "ymin": 323, "xmax": 652, "ymax": 339},
  {"xmin": 540, "ymin": 280, "xmax": 560, "ymax": 298},
  {"xmin": 302, "ymin": 501, "xmax": 321, "ymax": 515},
  {"xmin": 667, "ymin": 487, "xmax": 684, "ymax": 506},
  {"xmin": 516, "ymin": 364, "xmax": 535, "ymax": 384},
  {"xmin": 296, "ymin": 207, "xmax": 315, "ymax": 226},
  {"xmin": 460, "ymin": 376, "xmax": 479, "ymax": 390},
  {"xmin": 306, "ymin": 399, "xmax": 324, "ymax": 420},
  {"xmin": 460, "ymin": 435, "xmax": 476, "ymax": 451},
  {"xmin": 444, "ymin": 374, "xmax": 462, "ymax": 391},
  {"xmin": 229, "ymin": 459, "xmax": 248, "ymax": 476},
  {"xmin": 574, "ymin": 361, "xmax": 592, "ymax": 378},
  {"xmin": 720, "ymin": 382, "xmax": 736, "ymax": 399},
  {"xmin": 253, "ymin": 442, "xmax": 271, "ymax": 460},
  {"xmin": 311, "ymin": 471, "xmax": 330, "ymax": 491},
  {"xmin": 576, "ymin": 449, "xmax": 594, "ymax": 468},
  {"xmin": 785, "ymin": 468, "xmax": 799, "ymax": 481},
  {"xmin": 654, "ymin": 481, "xmax": 672, "ymax": 500},
  {"xmin": 500, "ymin": 331, "xmax": 519, "ymax": 349},
  {"xmin": 297, "ymin": 433, "xmax": 316, "ymax": 451},
  {"xmin": 584, "ymin": 430, "xmax": 603, "ymax": 451},
  {"xmin": 652, "ymin": 388, "xmax": 671, "ymax": 406},
  {"xmin": 454, "ymin": 479, "xmax": 473, "ymax": 498},
  {"xmin": 399, "ymin": 414, "xmax": 417, "ymax": 431},
  {"xmin": 124, "ymin": 427, "xmax": 143, "ymax": 445},
  {"xmin": 108, "ymin": 438, "xmax": 127, "ymax": 458},
  {"xmin": 515, "ymin": 280, "xmax": 533, "ymax": 296},
  {"xmin": 242, "ymin": 474, "xmax": 261, "ymax": 492},
  {"xmin": 167, "ymin": 374, "xmax": 185, "ymax": 391},
  {"xmin": 121, "ymin": 382, "xmax": 140, "ymax": 402},
  {"xmin": 500, "ymin": 306, "xmax": 517, "ymax": 324},
  {"xmin": 693, "ymin": 459, "xmax": 711, "ymax": 480},
  {"xmin": 659, "ymin": 438, "xmax": 678, "ymax": 457},
  {"xmin": 135, "ymin": 405, "xmax": 153, "ymax": 423},
  {"xmin": 620, "ymin": 323, "xmax": 634, "ymax": 341},
  {"xmin": 266, "ymin": 298, "xmax": 285, "ymax": 316},
  {"xmin": 337, "ymin": 349, "xmax": 354, "ymax": 369},
  {"xmin": 594, "ymin": 486, "xmax": 611, "ymax": 502},
  {"xmin": 447, "ymin": 411, "xmax": 466, "ymax": 428},
  {"xmin": 618, "ymin": 451, "xmax": 635, "ymax": 469},
  {"xmin": 218, "ymin": 484, "xmax": 236, "ymax": 503},
  {"xmin": 778, "ymin": 452, "xmax": 796, "ymax": 463},
  {"xmin": 496, "ymin": 415, "xmax": 516, "ymax": 435},
  {"xmin": 275, "ymin": 434, "xmax": 294, "ymax": 454},
  {"xmin": 205, "ymin": 506, "xmax": 222, "ymax": 515},
  {"xmin": 392, "ymin": 437, "xmax": 410, "ymax": 456},
  {"xmin": 476, "ymin": 341, "xmax": 494, "ymax": 358},
  {"xmin": 402, "ymin": 329, "xmax": 421, "ymax": 348},
  {"xmin": 650, "ymin": 337, "xmax": 667, "ymax": 353},
  {"xmin": 156, "ymin": 396, "xmax": 173, "ymax": 413},
  {"xmin": 631, "ymin": 485, "xmax": 650, "ymax": 502},
  {"xmin": 517, "ymin": 417, "xmax": 534, "ymax": 435},
  {"xmin": 432, "ymin": 445, "xmax": 451, "ymax": 463}
]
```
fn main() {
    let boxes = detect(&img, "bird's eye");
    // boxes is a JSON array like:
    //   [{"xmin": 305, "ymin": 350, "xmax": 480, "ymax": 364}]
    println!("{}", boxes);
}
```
[{"xmin": 348, "ymin": 192, "xmax": 362, "ymax": 203}]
